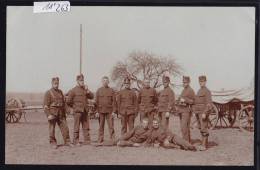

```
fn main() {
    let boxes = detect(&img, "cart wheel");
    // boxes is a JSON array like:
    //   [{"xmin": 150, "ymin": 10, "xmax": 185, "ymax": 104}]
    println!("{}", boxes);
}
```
[
  {"xmin": 208, "ymin": 104, "xmax": 219, "ymax": 130},
  {"xmin": 5, "ymin": 110, "xmax": 22, "ymax": 123},
  {"xmin": 5, "ymin": 98, "xmax": 24, "ymax": 123},
  {"xmin": 238, "ymin": 105, "xmax": 254, "ymax": 132}
]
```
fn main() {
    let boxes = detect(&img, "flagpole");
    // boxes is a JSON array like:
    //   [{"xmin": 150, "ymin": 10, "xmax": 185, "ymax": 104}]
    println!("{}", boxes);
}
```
[{"xmin": 80, "ymin": 24, "xmax": 82, "ymax": 74}]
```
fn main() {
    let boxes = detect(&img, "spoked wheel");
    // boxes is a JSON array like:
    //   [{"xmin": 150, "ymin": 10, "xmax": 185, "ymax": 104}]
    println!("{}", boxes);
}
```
[
  {"xmin": 209, "ymin": 105, "xmax": 237, "ymax": 129},
  {"xmin": 5, "ymin": 110, "xmax": 22, "ymax": 123},
  {"xmin": 190, "ymin": 104, "xmax": 219, "ymax": 130},
  {"xmin": 238, "ymin": 105, "xmax": 254, "ymax": 132},
  {"xmin": 207, "ymin": 104, "xmax": 219, "ymax": 130},
  {"xmin": 5, "ymin": 98, "xmax": 25, "ymax": 123}
]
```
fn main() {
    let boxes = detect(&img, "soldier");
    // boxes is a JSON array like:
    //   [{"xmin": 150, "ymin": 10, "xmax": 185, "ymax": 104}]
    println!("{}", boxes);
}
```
[
  {"xmin": 43, "ymin": 77, "xmax": 73, "ymax": 149},
  {"xmin": 193, "ymin": 75, "xmax": 213, "ymax": 151},
  {"xmin": 146, "ymin": 118, "xmax": 196, "ymax": 151},
  {"xmin": 138, "ymin": 79, "xmax": 157, "ymax": 129},
  {"xmin": 117, "ymin": 77, "xmax": 138, "ymax": 135},
  {"xmin": 67, "ymin": 74, "xmax": 94, "ymax": 146},
  {"xmin": 117, "ymin": 118, "xmax": 151, "ymax": 147},
  {"xmin": 95, "ymin": 76, "xmax": 117, "ymax": 144},
  {"xmin": 157, "ymin": 75, "xmax": 175, "ymax": 130},
  {"xmin": 176, "ymin": 76, "xmax": 195, "ymax": 142}
]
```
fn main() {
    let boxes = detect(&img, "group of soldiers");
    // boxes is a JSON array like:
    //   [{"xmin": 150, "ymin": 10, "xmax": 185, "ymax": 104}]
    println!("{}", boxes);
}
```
[{"xmin": 43, "ymin": 73, "xmax": 212, "ymax": 151}]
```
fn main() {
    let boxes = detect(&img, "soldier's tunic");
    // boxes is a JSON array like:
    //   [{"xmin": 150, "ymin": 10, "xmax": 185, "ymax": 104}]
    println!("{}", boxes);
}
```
[
  {"xmin": 193, "ymin": 86, "xmax": 212, "ymax": 137},
  {"xmin": 146, "ymin": 127, "xmax": 195, "ymax": 150},
  {"xmin": 117, "ymin": 88, "xmax": 138, "ymax": 135},
  {"xmin": 67, "ymin": 86, "xmax": 94, "ymax": 144},
  {"xmin": 177, "ymin": 85, "xmax": 195, "ymax": 142},
  {"xmin": 96, "ymin": 86, "xmax": 116, "ymax": 142},
  {"xmin": 43, "ymin": 88, "xmax": 71, "ymax": 144},
  {"xmin": 138, "ymin": 87, "xmax": 157, "ymax": 128},
  {"xmin": 157, "ymin": 86, "xmax": 175, "ymax": 129},
  {"xmin": 117, "ymin": 125, "xmax": 151, "ymax": 147}
]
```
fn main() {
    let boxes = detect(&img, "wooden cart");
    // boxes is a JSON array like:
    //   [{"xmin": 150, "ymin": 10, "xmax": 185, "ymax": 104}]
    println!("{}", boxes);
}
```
[{"xmin": 191, "ymin": 87, "xmax": 254, "ymax": 132}]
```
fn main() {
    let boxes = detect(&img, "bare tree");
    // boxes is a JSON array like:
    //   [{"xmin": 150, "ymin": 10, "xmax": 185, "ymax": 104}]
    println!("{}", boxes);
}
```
[{"xmin": 111, "ymin": 50, "xmax": 183, "ymax": 90}]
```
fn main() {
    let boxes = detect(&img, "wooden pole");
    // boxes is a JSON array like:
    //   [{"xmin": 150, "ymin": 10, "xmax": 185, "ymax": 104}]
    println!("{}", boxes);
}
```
[{"xmin": 80, "ymin": 24, "xmax": 82, "ymax": 74}]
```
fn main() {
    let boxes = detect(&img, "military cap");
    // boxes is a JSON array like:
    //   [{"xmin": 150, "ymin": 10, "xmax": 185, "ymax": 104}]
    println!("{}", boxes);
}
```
[
  {"xmin": 199, "ymin": 75, "xmax": 207, "ymax": 82},
  {"xmin": 183, "ymin": 76, "xmax": 190, "ymax": 82},
  {"xmin": 102, "ymin": 76, "xmax": 109, "ymax": 80},
  {"xmin": 162, "ymin": 75, "xmax": 170, "ymax": 83},
  {"xmin": 52, "ymin": 77, "xmax": 59, "ymax": 82},
  {"xmin": 76, "ymin": 74, "xmax": 84, "ymax": 81},
  {"xmin": 123, "ymin": 77, "xmax": 131, "ymax": 84}
]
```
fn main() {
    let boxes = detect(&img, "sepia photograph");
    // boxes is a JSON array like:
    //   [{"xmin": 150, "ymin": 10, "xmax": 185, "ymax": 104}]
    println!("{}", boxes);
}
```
[{"xmin": 5, "ymin": 6, "xmax": 255, "ymax": 165}]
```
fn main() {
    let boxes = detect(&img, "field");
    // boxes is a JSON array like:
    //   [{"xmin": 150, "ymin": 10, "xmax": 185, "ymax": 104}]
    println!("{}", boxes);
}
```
[{"xmin": 5, "ymin": 110, "xmax": 254, "ymax": 165}]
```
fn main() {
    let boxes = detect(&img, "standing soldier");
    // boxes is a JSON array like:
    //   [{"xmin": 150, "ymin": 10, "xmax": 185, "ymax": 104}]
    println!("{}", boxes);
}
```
[
  {"xmin": 95, "ymin": 76, "xmax": 117, "ymax": 144},
  {"xmin": 176, "ymin": 76, "xmax": 195, "ymax": 143},
  {"xmin": 193, "ymin": 75, "xmax": 212, "ymax": 151},
  {"xmin": 43, "ymin": 77, "xmax": 73, "ymax": 149},
  {"xmin": 138, "ymin": 79, "xmax": 157, "ymax": 129},
  {"xmin": 117, "ymin": 77, "xmax": 138, "ymax": 135},
  {"xmin": 67, "ymin": 74, "xmax": 94, "ymax": 146},
  {"xmin": 157, "ymin": 75, "xmax": 175, "ymax": 130}
]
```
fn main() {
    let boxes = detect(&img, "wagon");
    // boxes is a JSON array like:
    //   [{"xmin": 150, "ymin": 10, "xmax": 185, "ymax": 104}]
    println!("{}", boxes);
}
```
[
  {"xmin": 5, "ymin": 98, "xmax": 43, "ymax": 123},
  {"xmin": 5, "ymin": 97, "xmax": 97, "ymax": 123},
  {"xmin": 191, "ymin": 86, "xmax": 254, "ymax": 132}
]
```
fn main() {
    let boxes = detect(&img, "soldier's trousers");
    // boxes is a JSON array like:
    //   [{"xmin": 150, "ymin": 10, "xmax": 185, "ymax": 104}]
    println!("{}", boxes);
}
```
[
  {"xmin": 197, "ymin": 113, "xmax": 209, "ymax": 137},
  {"xmin": 98, "ymin": 112, "xmax": 115, "ymax": 142},
  {"xmin": 73, "ymin": 112, "xmax": 90, "ymax": 144},
  {"xmin": 170, "ymin": 133, "xmax": 195, "ymax": 151},
  {"xmin": 120, "ymin": 114, "xmax": 135, "ymax": 135},
  {"xmin": 179, "ymin": 111, "xmax": 192, "ymax": 142},
  {"xmin": 48, "ymin": 116, "xmax": 71, "ymax": 144},
  {"xmin": 158, "ymin": 112, "xmax": 169, "ymax": 130},
  {"xmin": 140, "ymin": 111, "xmax": 154, "ymax": 129}
]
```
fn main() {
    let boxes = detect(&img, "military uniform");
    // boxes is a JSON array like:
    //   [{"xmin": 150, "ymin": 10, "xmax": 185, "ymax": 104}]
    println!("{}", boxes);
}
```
[
  {"xmin": 67, "ymin": 75, "xmax": 94, "ymax": 145},
  {"xmin": 176, "ymin": 76, "xmax": 195, "ymax": 142},
  {"xmin": 96, "ymin": 86, "xmax": 116, "ymax": 142},
  {"xmin": 117, "ymin": 78, "xmax": 138, "ymax": 135},
  {"xmin": 138, "ymin": 87, "xmax": 157, "ymax": 128},
  {"xmin": 117, "ymin": 125, "xmax": 151, "ymax": 147},
  {"xmin": 43, "ymin": 78, "xmax": 71, "ymax": 146},
  {"xmin": 146, "ymin": 126, "xmax": 196, "ymax": 150},
  {"xmin": 157, "ymin": 78, "xmax": 175, "ymax": 130},
  {"xmin": 193, "ymin": 76, "xmax": 212, "ymax": 149}
]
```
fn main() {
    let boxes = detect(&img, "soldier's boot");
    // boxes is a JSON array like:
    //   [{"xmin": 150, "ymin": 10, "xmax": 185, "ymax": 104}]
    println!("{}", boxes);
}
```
[
  {"xmin": 117, "ymin": 140, "xmax": 132, "ymax": 147},
  {"xmin": 166, "ymin": 143, "xmax": 181, "ymax": 149},
  {"xmin": 197, "ymin": 137, "xmax": 208, "ymax": 151},
  {"xmin": 73, "ymin": 132, "xmax": 81, "ymax": 146},
  {"xmin": 132, "ymin": 143, "xmax": 141, "ymax": 147}
]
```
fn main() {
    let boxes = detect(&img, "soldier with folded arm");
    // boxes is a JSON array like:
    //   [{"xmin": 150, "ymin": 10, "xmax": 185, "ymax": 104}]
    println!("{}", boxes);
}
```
[{"xmin": 176, "ymin": 76, "xmax": 196, "ymax": 143}]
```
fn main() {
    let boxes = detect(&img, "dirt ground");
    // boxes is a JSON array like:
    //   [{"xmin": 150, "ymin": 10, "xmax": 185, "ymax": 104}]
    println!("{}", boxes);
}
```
[{"xmin": 5, "ymin": 110, "xmax": 254, "ymax": 165}]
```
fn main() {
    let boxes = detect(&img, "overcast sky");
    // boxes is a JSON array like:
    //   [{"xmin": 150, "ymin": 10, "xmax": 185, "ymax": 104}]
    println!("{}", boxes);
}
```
[{"xmin": 6, "ymin": 6, "xmax": 255, "ymax": 94}]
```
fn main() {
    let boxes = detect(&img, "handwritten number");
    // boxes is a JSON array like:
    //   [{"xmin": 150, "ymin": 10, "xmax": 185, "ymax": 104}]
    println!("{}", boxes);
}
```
[{"xmin": 38, "ymin": 2, "xmax": 69, "ymax": 12}]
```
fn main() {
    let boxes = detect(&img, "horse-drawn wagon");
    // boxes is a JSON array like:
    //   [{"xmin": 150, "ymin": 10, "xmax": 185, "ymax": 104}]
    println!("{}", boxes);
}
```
[{"xmin": 192, "ymin": 86, "xmax": 254, "ymax": 132}]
